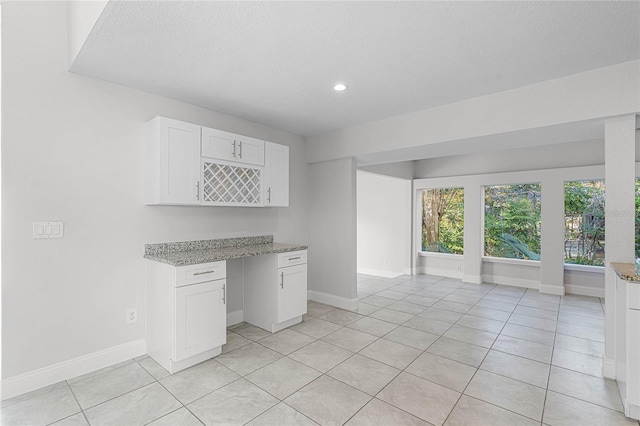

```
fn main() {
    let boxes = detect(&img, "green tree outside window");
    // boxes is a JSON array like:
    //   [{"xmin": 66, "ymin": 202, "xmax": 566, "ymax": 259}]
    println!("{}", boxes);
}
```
[
  {"xmin": 484, "ymin": 184, "xmax": 541, "ymax": 260},
  {"xmin": 422, "ymin": 188, "xmax": 464, "ymax": 254}
]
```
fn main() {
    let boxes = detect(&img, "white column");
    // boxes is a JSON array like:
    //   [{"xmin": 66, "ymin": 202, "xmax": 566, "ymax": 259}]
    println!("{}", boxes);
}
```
[
  {"xmin": 463, "ymin": 184, "xmax": 483, "ymax": 284},
  {"xmin": 308, "ymin": 158, "xmax": 358, "ymax": 310},
  {"xmin": 540, "ymin": 177, "xmax": 565, "ymax": 295},
  {"xmin": 603, "ymin": 114, "xmax": 637, "ymax": 379}
]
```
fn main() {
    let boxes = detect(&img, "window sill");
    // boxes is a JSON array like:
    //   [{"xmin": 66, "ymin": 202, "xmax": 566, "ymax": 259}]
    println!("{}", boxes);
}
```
[
  {"xmin": 418, "ymin": 251, "xmax": 463, "ymax": 259},
  {"xmin": 482, "ymin": 256, "xmax": 541, "ymax": 267},
  {"xmin": 564, "ymin": 263, "xmax": 605, "ymax": 273}
]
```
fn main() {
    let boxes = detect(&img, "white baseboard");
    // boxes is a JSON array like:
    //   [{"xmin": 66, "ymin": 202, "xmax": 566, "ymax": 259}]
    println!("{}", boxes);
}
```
[
  {"xmin": 227, "ymin": 310, "xmax": 244, "ymax": 327},
  {"xmin": 626, "ymin": 400, "xmax": 640, "ymax": 421},
  {"xmin": 565, "ymin": 284, "xmax": 605, "ymax": 298},
  {"xmin": 602, "ymin": 356, "xmax": 616, "ymax": 379},
  {"xmin": 1, "ymin": 339, "xmax": 146, "ymax": 401},
  {"xmin": 462, "ymin": 274, "xmax": 482, "ymax": 284},
  {"xmin": 482, "ymin": 275, "xmax": 539, "ymax": 289},
  {"xmin": 308, "ymin": 290, "xmax": 358, "ymax": 311},
  {"xmin": 540, "ymin": 284, "xmax": 565, "ymax": 296},
  {"xmin": 419, "ymin": 267, "xmax": 462, "ymax": 279},
  {"xmin": 357, "ymin": 267, "xmax": 403, "ymax": 279}
]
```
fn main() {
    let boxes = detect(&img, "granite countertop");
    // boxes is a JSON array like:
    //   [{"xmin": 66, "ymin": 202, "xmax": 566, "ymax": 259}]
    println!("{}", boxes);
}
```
[
  {"xmin": 144, "ymin": 235, "xmax": 307, "ymax": 266},
  {"xmin": 611, "ymin": 262, "xmax": 640, "ymax": 283}
]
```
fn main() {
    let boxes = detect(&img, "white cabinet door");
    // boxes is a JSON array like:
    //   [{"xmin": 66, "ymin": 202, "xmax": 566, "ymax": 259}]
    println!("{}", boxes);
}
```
[
  {"xmin": 264, "ymin": 142, "xmax": 289, "ymax": 207},
  {"xmin": 202, "ymin": 127, "xmax": 264, "ymax": 166},
  {"xmin": 175, "ymin": 280, "xmax": 226, "ymax": 362},
  {"xmin": 277, "ymin": 264, "xmax": 307, "ymax": 324},
  {"xmin": 147, "ymin": 117, "xmax": 201, "ymax": 205},
  {"xmin": 201, "ymin": 127, "xmax": 237, "ymax": 163},
  {"xmin": 235, "ymin": 135, "xmax": 264, "ymax": 165}
]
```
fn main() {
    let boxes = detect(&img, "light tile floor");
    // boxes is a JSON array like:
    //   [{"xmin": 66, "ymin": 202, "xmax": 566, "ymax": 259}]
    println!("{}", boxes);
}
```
[{"xmin": 2, "ymin": 274, "xmax": 639, "ymax": 425}]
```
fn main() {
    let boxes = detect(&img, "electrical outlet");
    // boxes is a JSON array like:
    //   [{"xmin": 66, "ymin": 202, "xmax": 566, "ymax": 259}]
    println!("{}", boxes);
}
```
[{"xmin": 126, "ymin": 308, "xmax": 138, "ymax": 324}]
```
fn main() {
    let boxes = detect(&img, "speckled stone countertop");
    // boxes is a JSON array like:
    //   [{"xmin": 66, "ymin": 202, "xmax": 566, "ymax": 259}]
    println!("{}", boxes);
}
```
[
  {"xmin": 611, "ymin": 262, "xmax": 640, "ymax": 283},
  {"xmin": 144, "ymin": 235, "xmax": 307, "ymax": 266}
]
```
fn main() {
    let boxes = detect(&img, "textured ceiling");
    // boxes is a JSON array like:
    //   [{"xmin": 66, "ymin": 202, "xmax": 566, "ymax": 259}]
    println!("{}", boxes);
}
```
[{"xmin": 71, "ymin": 1, "xmax": 640, "ymax": 137}]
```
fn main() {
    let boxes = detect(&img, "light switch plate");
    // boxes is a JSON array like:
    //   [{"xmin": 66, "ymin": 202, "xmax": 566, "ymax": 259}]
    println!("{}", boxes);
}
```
[{"xmin": 33, "ymin": 222, "xmax": 64, "ymax": 239}]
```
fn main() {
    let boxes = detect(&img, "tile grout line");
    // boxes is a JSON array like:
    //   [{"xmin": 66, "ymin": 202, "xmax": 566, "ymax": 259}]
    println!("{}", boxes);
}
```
[{"xmin": 440, "ymin": 283, "xmax": 541, "ymax": 425}]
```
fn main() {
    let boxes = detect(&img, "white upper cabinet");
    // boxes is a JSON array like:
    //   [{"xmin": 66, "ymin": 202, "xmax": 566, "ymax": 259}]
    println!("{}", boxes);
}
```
[
  {"xmin": 201, "ymin": 127, "xmax": 264, "ymax": 166},
  {"xmin": 146, "ymin": 117, "xmax": 201, "ymax": 205},
  {"xmin": 264, "ymin": 142, "xmax": 289, "ymax": 207},
  {"xmin": 147, "ymin": 117, "xmax": 288, "ymax": 207}
]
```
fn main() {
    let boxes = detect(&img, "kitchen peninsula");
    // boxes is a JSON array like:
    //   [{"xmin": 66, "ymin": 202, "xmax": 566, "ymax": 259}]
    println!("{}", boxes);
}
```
[{"xmin": 610, "ymin": 262, "xmax": 640, "ymax": 420}]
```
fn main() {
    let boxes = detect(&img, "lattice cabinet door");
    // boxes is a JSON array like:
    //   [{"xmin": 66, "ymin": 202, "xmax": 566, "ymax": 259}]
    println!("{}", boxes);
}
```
[{"xmin": 201, "ymin": 159, "xmax": 263, "ymax": 206}]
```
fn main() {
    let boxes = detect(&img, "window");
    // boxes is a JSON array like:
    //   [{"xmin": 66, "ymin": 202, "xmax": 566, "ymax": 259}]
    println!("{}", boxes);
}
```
[
  {"xmin": 421, "ymin": 188, "xmax": 464, "ymax": 254},
  {"xmin": 564, "ymin": 180, "xmax": 605, "ymax": 266},
  {"xmin": 484, "ymin": 184, "xmax": 541, "ymax": 260}
]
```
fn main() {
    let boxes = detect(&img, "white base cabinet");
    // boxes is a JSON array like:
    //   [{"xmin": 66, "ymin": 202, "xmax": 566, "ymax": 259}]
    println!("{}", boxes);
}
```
[
  {"xmin": 244, "ymin": 250, "xmax": 307, "ymax": 333},
  {"xmin": 146, "ymin": 260, "xmax": 226, "ymax": 373}
]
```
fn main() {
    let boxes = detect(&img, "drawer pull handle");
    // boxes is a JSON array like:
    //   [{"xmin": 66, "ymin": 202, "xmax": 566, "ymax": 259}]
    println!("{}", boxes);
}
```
[
  {"xmin": 288, "ymin": 257, "xmax": 301, "ymax": 261},
  {"xmin": 193, "ymin": 270, "xmax": 216, "ymax": 276},
  {"xmin": 280, "ymin": 272, "xmax": 284, "ymax": 288},
  {"xmin": 222, "ymin": 284, "xmax": 226, "ymax": 304},
  {"xmin": 239, "ymin": 141, "xmax": 243, "ymax": 158},
  {"xmin": 232, "ymin": 140, "xmax": 237, "ymax": 157}
]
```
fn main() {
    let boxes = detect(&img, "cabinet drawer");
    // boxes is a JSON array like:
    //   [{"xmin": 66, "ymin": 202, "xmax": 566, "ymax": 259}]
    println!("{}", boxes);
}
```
[
  {"xmin": 277, "ymin": 250, "xmax": 307, "ymax": 268},
  {"xmin": 176, "ymin": 261, "xmax": 226, "ymax": 287}
]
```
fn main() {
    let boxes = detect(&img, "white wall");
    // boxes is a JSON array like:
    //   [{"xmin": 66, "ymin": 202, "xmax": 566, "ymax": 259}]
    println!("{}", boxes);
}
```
[
  {"xmin": 417, "ymin": 253, "xmax": 463, "ymax": 279},
  {"xmin": 308, "ymin": 158, "xmax": 357, "ymax": 309},
  {"xmin": 2, "ymin": 2, "xmax": 308, "ymax": 380},
  {"xmin": 564, "ymin": 266, "xmax": 606, "ymax": 298},
  {"xmin": 357, "ymin": 171, "xmax": 411, "ymax": 278}
]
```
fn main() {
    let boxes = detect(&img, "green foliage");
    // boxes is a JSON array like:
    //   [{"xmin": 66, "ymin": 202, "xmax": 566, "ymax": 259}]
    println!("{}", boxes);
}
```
[
  {"xmin": 564, "ymin": 180, "xmax": 605, "ymax": 266},
  {"xmin": 422, "ymin": 188, "xmax": 464, "ymax": 254},
  {"xmin": 484, "ymin": 184, "xmax": 541, "ymax": 260}
]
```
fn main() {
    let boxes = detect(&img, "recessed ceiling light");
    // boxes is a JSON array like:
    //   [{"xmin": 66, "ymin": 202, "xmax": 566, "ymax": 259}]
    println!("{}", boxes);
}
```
[{"xmin": 334, "ymin": 83, "xmax": 347, "ymax": 91}]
